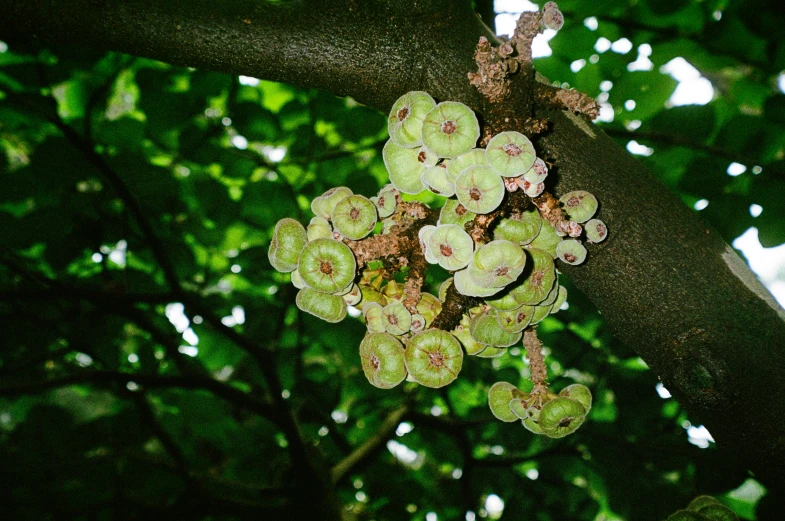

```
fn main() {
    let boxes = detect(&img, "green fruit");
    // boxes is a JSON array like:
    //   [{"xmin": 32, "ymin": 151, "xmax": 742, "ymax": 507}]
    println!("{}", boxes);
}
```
[
  {"xmin": 405, "ymin": 329, "xmax": 464, "ymax": 388},
  {"xmin": 469, "ymin": 310, "xmax": 523, "ymax": 347},
  {"xmin": 529, "ymin": 302, "xmax": 552, "ymax": 325},
  {"xmin": 381, "ymin": 301, "xmax": 412, "ymax": 335},
  {"xmin": 488, "ymin": 382, "xmax": 522, "ymax": 422},
  {"xmin": 522, "ymin": 178, "xmax": 545, "ymax": 197},
  {"xmin": 585, "ymin": 218, "xmax": 608, "ymax": 243},
  {"xmin": 342, "ymin": 283, "xmax": 363, "ymax": 306},
  {"xmin": 383, "ymin": 139, "xmax": 427, "ymax": 194},
  {"xmin": 311, "ymin": 186, "xmax": 353, "ymax": 220},
  {"xmin": 290, "ymin": 269, "xmax": 307, "ymax": 289},
  {"xmin": 360, "ymin": 332, "xmax": 408, "ymax": 389},
  {"xmin": 475, "ymin": 345, "xmax": 508, "ymax": 358},
  {"xmin": 416, "ymin": 292, "xmax": 442, "ymax": 326},
  {"xmin": 542, "ymin": 2, "xmax": 564, "ymax": 31},
  {"xmin": 453, "ymin": 268, "xmax": 503, "ymax": 298},
  {"xmin": 416, "ymin": 146, "xmax": 440, "ymax": 167},
  {"xmin": 438, "ymin": 198, "xmax": 476, "ymax": 227},
  {"xmin": 421, "ymin": 101, "xmax": 480, "ymax": 158},
  {"xmin": 268, "ymin": 218, "xmax": 308, "ymax": 273},
  {"xmin": 362, "ymin": 302, "xmax": 386, "ymax": 333},
  {"xmin": 455, "ymin": 165, "xmax": 505, "ymax": 214},
  {"xmin": 495, "ymin": 306, "xmax": 534, "ymax": 333},
  {"xmin": 307, "ymin": 216, "xmax": 333, "ymax": 242},
  {"xmin": 296, "ymin": 288, "xmax": 347, "ymax": 323},
  {"xmin": 556, "ymin": 239, "xmax": 587, "ymax": 265},
  {"xmin": 550, "ymin": 285, "xmax": 567, "ymax": 314},
  {"xmin": 468, "ymin": 240, "xmax": 526, "ymax": 288},
  {"xmin": 452, "ymin": 323, "xmax": 487, "ymax": 355},
  {"xmin": 428, "ymin": 224, "xmax": 474, "ymax": 271},
  {"xmin": 522, "ymin": 157, "xmax": 548, "ymax": 184},
  {"xmin": 687, "ymin": 497, "xmax": 721, "ymax": 512},
  {"xmin": 447, "ymin": 148, "xmax": 487, "ymax": 181},
  {"xmin": 511, "ymin": 248, "xmax": 557, "ymax": 305},
  {"xmin": 421, "ymin": 165, "xmax": 456, "ymax": 197},
  {"xmin": 493, "ymin": 209, "xmax": 542, "ymax": 245},
  {"xmin": 559, "ymin": 384, "xmax": 592, "ymax": 413},
  {"xmin": 297, "ymin": 238, "xmax": 357, "ymax": 294},
  {"xmin": 332, "ymin": 194, "xmax": 378, "ymax": 240},
  {"xmin": 538, "ymin": 396, "xmax": 586, "ymax": 438},
  {"xmin": 559, "ymin": 190, "xmax": 598, "ymax": 223},
  {"xmin": 373, "ymin": 184, "xmax": 398, "ymax": 219},
  {"xmin": 419, "ymin": 224, "xmax": 439, "ymax": 264},
  {"xmin": 485, "ymin": 289, "xmax": 523, "ymax": 311},
  {"xmin": 522, "ymin": 416, "xmax": 543, "ymax": 434},
  {"xmin": 410, "ymin": 314, "xmax": 427, "ymax": 333},
  {"xmin": 667, "ymin": 511, "xmax": 711, "ymax": 521},
  {"xmin": 387, "ymin": 91, "xmax": 436, "ymax": 148},
  {"xmin": 528, "ymin": 222, "xmax": 561, "ymax": 258},
  {"xmin": 485, "ymin": 131, "xmax": 536, "ymax": 177},
  {"xmin": 697, "ymin": 505, "xmax": 738, "ymax": 521}
]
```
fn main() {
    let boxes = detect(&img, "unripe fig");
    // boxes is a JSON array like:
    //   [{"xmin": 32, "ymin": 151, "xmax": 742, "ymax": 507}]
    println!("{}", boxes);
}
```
[
  {"xmin": 290, "ymin": 269, "xmax": 307, "ymax": 289},
  {"xmin": 559, "ymin": 190, "xmax": 598, "ymax": 223},
  {"xmin": 488, "ymin": 382, "xmax": 522, "ymax": 422},
  {"xmin": 416, "ymin": 146, "xmax": 440, "ymax": 167},
  {"xmin": 311, "ymin": 186, "xmax": 352, "ymax": 220},
  {"xmin": 550, "ymin": 285, "xmax": 568, "ymax": 314},
  {"xmin": 383, "ymin": 139, "xmax": 426, "ymax": 194},
  {"xmin": 438, "ymin": 199, "xmax": 476, "ymax": 227},
  {"xmin": 297, "ymin": 238, "xmax": 356, "ymax": 294},
  {"xmin": 421, "ymin": 101, "xmax": 481, "ymax": 158},
  {"xmin": 360, "ymin": 332, "xmax": 408, "ymax": 389},
  {"xmin": 696, "ymin": 505, "xmax": 737, "ymax": 521},
  {"xmin": 529, "ymin": 302, "xmax": 553, "ymax": 326},
  {"xmin": 475, "ymin": 345, "xmax": 508, "ymax": 358},
  {"xmin": 421, "ymin": 165, "xmax": 456, "ymax": 197},
  {"xmin": 453, "ymin": 267, "xmax": 503, "ymax": 298},
  {"xmin": 296, "ymin": 287, "xmax": 347, "ymax": 323},
  {"xmin": 559, "ymin": 383, "xmax": 592, "ymax": 413},
  {"xmin": 493, "ymin": 210, "xmax": 542, "ymax": 245},
  {"xmin": 388, "ymin": 91, "xmax": 436, "ymax": 148},
  {"xmin": 268, "ymin": 218, "xmax": 308, "ymax": 273},
  {"xmin": 332, "ymin": 194, "xmax": 378, "ymax": 240},
  {"xmin": 511, "ymin": 248, "xmax": 557, "ymax": 305},
  {"xmin": 687, "ymin": 497, "xmax": 721, "ymax": 512},
  {"xmin": 307, "ymin": 216, "xmax": 333, "ymax": 242},
  {"xmin": 447, "ymin": 148, "xmax": 488, "ymax": 181},
  {"xmin": 495, "ymin": 305, "xmax": 534, "ymax": 333},
  {"xmin": 538, "ymin": 396, "xmax": 586, "ymax": 438},
  {"xmin": 522, "ymin": 178, "xmax": 545, "ymax": 198},
  {"xmin": 452, "ymin": 322, "xmax": 487, "ymax": 355},
  {"xmin": 416, "ymin": 292, "xmax": 442, "ymax": 325},
  {"xmin": 410, "ymin": 314, "xmax": 427, "ymax": 333},
  {"xmin": 522, "ymin": 416, "xmax": 544, "ymax": 434},
  {"xmin": 373, "ymin": 184, "xmax": 398, "ymax": 219},
  {"xmin": 342, "ymin": 283, "xmax": 363, "ymax": 306},
  {"xmin": 528, "ymin": 222, "xmax": 561, "ymax": 258},
  {"xmin": 381, "ymin": 301, "xmax": 412, "ymax": 335},
  {"xmin": 469, "ymin": 310, "xmax": 523, "ymax": 347},
  {"xmin": 541, "ymin": 2, "xmax": 564, "ymax": 31},
  {"xmin": 522, "ymin": 157, "xmax": 549, "ymax": 184},
  {"xmin": 455, "ymin": 165, "xmax": 505, "ymax": 214},
  {"xmin": 404, "ymin": 329, "xmax": 464, "ymax": 388},
  {"xmin": 556, "ymin": 239, "xmax": 587, "ymax": 265},
  {"xmin": 362, "ymin": 302, "xmax": 386, "ymax": 333},
  {"xmin": 585, "ymin": 218, "xmax": 608, "ymax": 243},
  {"xmin": 485, "ymin": 289, "xmax": 524, "ymax": 311},
  {"xmin": 428, "ymin": 224, "xmax": 474, "ymax": 271},
  {"xmin": 468, "ymin": 240, "xmax": 526, "ymax": 289},
  {"xmin": 486, "ymin": 131, "xmax": 536, "ymax": 177}
]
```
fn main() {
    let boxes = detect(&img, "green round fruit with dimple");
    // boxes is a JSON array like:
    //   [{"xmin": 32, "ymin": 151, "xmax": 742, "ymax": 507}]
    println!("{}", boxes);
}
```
[
  {"xmin": 453, "ymin": 268, "xmax": 503, "ymax": 298},
  {"xmin": 307, "ymin": 216, "xmax": 333, "ymax": 242},
  {"xmin": 360, "ymin": 286, "xmax": 387, "ymax": 307},
  {"xmin": 468, "ymin": 240, "xmax": 526, "ymax": 288},
  {"xmin": 383, "ymin": 139, "xmax": 426, "ymax": 194},
  {"xmin": 416, "ymin": 292, "xmax": 442, "ymax": 325},
  {"xmin": 297, "ymin": 238, "xmax": 356, "ymax": 294},
  {"xmin": 438, "ymin": 199, "xmax": 476, "ymax": 227},
  {"xmin": 410, "ymin": 314, "xmax": 426, "ymax": 333},
  {"xmin": 488, "ymin": 382, "xmax": 522, "ymax": 422},
  {"xmin": 687, "ymin": 497, "xmax": 721, "ymax": 512},
  {"xmin": 667, "ymin": 512, "xmax": 712, "ymax": 521},
  {"xmin": 342, "ymin": 284, "xmax": 362, "ymax": 306},
  {"xmin": 475, "ymin": 345, "xmax": 508, "ymax": 358},
  {"xmin": 421, "ymin": 101, "xmax": 480, "ymax": 158},
  {"xmin": 416, "ymin": 146, "xmax": 440, "ymax": 167},
  {"xmin": 268, "ymin": 218, "xmax": 308, "ymax": 273},
  {"xmin": 296, "ymin": 288, "xmax": 347, "ymax": 323},
  {"xmin": 522, "ymin": 157, "xmax": 548, "ymax": 184},
  {"xmin": 332, "ymin": 194, "xmax": 378, "ymax": 240},
  {"xmin": 363, "ymin": 302, "xmax": 386, "ymax": 333},
  {"xmin": 512, "ymin": 248, "xmax": 557, "ymax": 305},
  {"xmin": 556, "ymin": 239, "xmax": 587, "ymax": 265},
  {"xmin": 360, "ymin": 332, "xmax": 408, "ymax": 389},
  {"xmin": 494, "ymin": 210, "xmax": 542, "ymax": 245},
  {"xmin": 496, "ymin": 305, "xmax": 534, "ymax": 333},
  {"xmin": 538, "ymin": 396, "xmax": 586, "ymax": 438},
  {"xmin": 486, "ymin": 131, "xmax": 536, "ymax": 177},
  {"xmin": 374, "ymin": 185, "xmax": 398, "ymax": 218},
  {"xmin": 528, "ymin": 222, "xmax": 561, "ymax": 258},
  {"xmin": 509, "ymin": 396, "xmax": 530, "ymax": 420},
  {"xmin": 529, "ymin": 302, "xmax": 552, "ymax": 326},
  {"xmin": 438, "ymin": 278, "xmax": 453, "ymax": 302},
  {"xmin": 550, "ymin": 285, "xmax": 567, "ymax": 315},
  {"xmin": 559, "ymin": 384, "xmax": 592, "ymax": 413},
  {"xmin": 382, "ymin": 301, "xmax": 412, "ymax": 335},
  {"xmin": 453, "ymin": 324, "xmax": 487, "ymax": 355},
  {"xmin": 455, "ymin": 165, "xmax": 505, "ymax": 214},
  {"xmin": 585, "ymin": 218, "xmax": 608, "ymax": 243},
  {"xmin": 697, "ymin": 505, "xmax": 737, "ymax": 521},
  {"xmin": 404, "ymin": 329, "xmax": 464, "ymax": 388},
  {"xmin": 428, "ymin": 224, "xmax": 474, "ymax": 271},
  {"xmin": 485, "ymin": 289, "xmax": 523, "ymax": 311},
  {"xmin": 311, "ymin": 186, "xmax": 352, "ymax": 220},
  {"xmin": 290, "ymin": 269, "xmax": 306, "ymax": 289},
  {"xmin": 421, "ymin": 165, "xmax": 456, "ymax": 197},
  {"xmin": 387, "ymin": 91, "xmax": 436, "ymax": 148},
  {"xmin": 419, "ymin": 225, "xmax": 439, "ymax": 264},
  {"xmin": 470, "ymin": 311, "xmax": 523, "ymax": 347},
  {"xmin": 522, "ymin": 416, "xmax": 543, "ymax": 434},
  {"xmin": 559, "ymin": 190, "xmax": 598, "ymax": 223},
  {"xmin": 447, "ymin": 148, "xmax": 487, "ymax": 181}
]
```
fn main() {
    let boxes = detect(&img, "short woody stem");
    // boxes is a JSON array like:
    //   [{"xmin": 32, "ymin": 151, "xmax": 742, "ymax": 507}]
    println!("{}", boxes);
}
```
[{"xmin": 523, "ymin": 327, "xmax": 548, "ymax": 389}]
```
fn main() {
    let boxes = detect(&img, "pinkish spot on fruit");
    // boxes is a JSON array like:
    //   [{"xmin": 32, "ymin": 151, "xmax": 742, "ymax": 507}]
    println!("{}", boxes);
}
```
[
  {"xmin": 387, "ymin": 313, "xmax": 398, "ymax": 325},
  {"xmin": 440, "ymin": 244, "xmax": 453, "ymax": 257},
  {"xmin": 455, "ymin": 204, "xmax": 468, "ymax": 216},
  {"xmin": 531, "ymin": 271, "xmax": 543, "ymax": 287},
  {"xmin": 564, "ymin": 253, "xmax": 576, "ymax": 263},
  {"xmin": 418, "ymin": 151, "xmax": 427, "ymax": 163},
  {"xmin": 378, "ymin": 196, "xmax": 386, "ymax": 206},
  {"xmin": 370, "ymin": 355, "xmax": 380, "ymax": 370},
  {"xmin": 516, "ymin": 312, "xmax": 526, "ymax": 322},
  {"xmin": 596, "ymin": 223, "xmax": 607, "ymax": 236},
  {"xmin": 428, "ymin": 351, "xmax": 445, "ymax": 367},
  {"xmin": 502, "ymin": 143, "xmax": 522, "ymax": 157},
  {"xmin": 320, "ymin": 261, "xmax": 333, "ymax": 275},
  {"xmin": 567, "ymin": 196, "xmax": 582, "ymax": 207},
  {"xmin": 350, "ymin": 207, "xmax": 360, "ymax": 219},
  {"xmin": 469, "ymin": 187, "xmax": 482, "ymax": 201},
  {"xmin": 441, "ymin": 120, "xmax": 457, "ymax": 134},
  {"xmin": 397, "ymin": 107, "xmax": 409, "ymax": 121},
  {"xmin": 495, "ymin": 266, "xmax": 509, "ymax": 277}
]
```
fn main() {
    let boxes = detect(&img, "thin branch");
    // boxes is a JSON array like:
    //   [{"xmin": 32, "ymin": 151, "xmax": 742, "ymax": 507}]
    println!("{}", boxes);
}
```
[{"xmin": 330, "ymin": 405, "xmax": 409, "ymax": 484}]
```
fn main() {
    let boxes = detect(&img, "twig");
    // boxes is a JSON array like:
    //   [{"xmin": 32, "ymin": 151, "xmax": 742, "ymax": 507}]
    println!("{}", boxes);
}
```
[{"xmin": 523, "ymin": 327, "xmax": 549, "ymax": 389}]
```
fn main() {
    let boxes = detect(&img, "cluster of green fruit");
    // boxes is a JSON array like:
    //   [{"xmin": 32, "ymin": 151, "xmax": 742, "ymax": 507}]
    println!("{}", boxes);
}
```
[
  {"xmin": 489, "ymin": 382, "xmax": 591, "ymax": 438},
  {"xmin": 267, "ymin": 91, "xmax": 609, "ymax": 437},
  {"xmin": 666, "ymin": 496, "xmax": 739, "ymax": 521}
]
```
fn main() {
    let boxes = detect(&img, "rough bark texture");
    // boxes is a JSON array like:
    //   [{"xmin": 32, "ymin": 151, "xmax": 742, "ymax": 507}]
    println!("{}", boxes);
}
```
[{"xmin": 3, "ymin": 0, "xmax": 785, "ymax": 488}]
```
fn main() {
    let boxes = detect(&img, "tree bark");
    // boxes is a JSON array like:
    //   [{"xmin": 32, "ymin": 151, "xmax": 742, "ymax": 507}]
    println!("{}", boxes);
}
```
[{"xmin": 3, "ymin": 0, "xmax": 785, "ymax": 487}]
